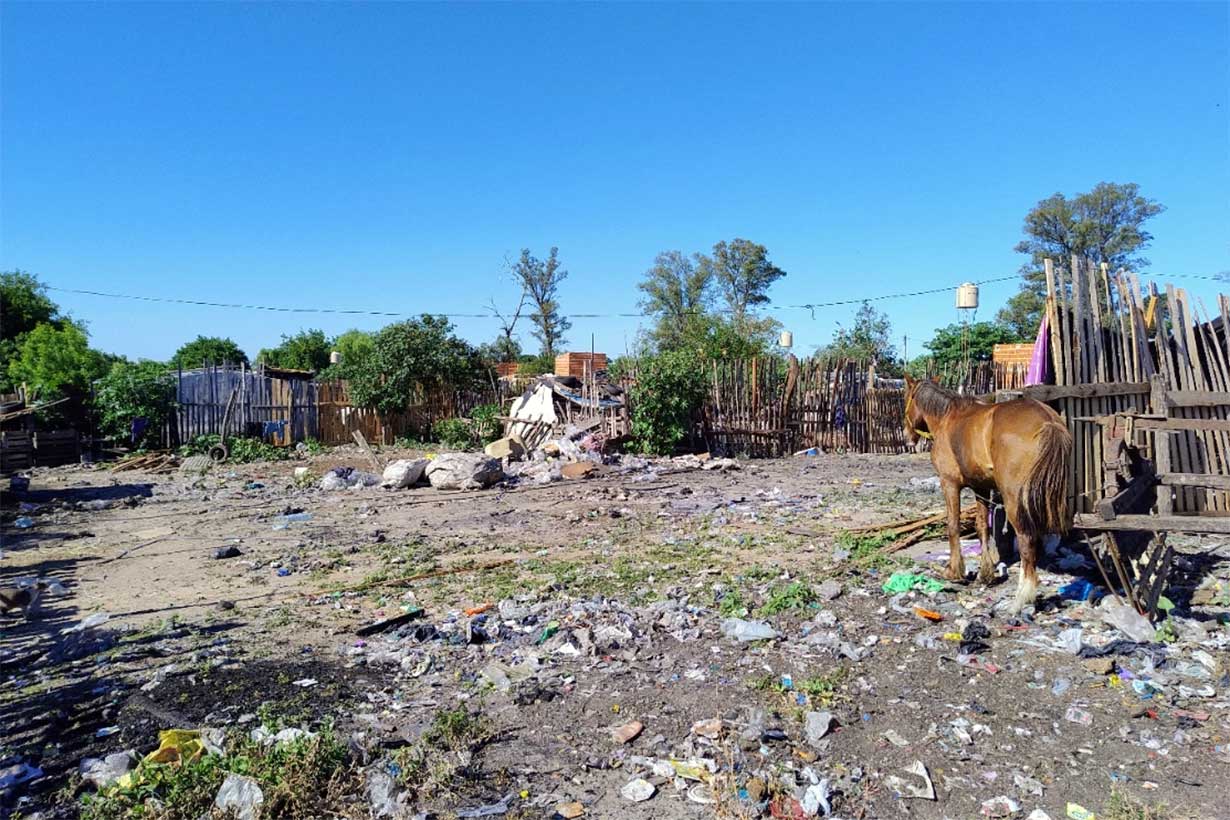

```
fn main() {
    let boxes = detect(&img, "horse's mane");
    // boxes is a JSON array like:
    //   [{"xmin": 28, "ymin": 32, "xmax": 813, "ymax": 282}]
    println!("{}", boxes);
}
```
[{"xmin": 912, "ymin": 381, "xmax": 975, "ymax": 416}]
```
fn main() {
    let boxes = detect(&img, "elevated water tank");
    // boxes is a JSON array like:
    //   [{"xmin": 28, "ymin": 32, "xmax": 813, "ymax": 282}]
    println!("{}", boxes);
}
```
[
  {"xmin": 956, "ymin": 282, "xmax": 979, "ymax": 310},
  {"xmin": 779, "ymin": 330, "xmax": 794, "ymax": 349}
]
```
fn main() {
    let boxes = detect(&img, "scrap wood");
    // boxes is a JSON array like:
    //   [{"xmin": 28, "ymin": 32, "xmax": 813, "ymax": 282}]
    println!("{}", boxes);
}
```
[
  {"xmin": 351, "ymin": 430, "xmax": 383, "ymax": 472},
  {"xmin": 355, "ymin": 608, "xmax": 425, "ymax": 636},
  {"xmin": 847, "ymin": 504, "xmax": 977, "ymax": 539},
  {"xmin": 108, "ymin": 451, "xmax": 179, "ymax": 473}
]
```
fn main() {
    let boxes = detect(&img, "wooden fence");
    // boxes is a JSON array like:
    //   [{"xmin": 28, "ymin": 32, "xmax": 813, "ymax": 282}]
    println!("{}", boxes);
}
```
[
  {"xmin": 166, "ymin": 365, "xmax": 509, "ymax": 448},
  {"xmin": 176, "ymin": 365, "xmax": 318, "ymax": 446},
  {"xmin": 1016, "ymin": 257, "xmax": 1230, "ymax": 515},
  {"xmin": 702, "ymin": 357, "xmax": 911, "ymax": 457}
]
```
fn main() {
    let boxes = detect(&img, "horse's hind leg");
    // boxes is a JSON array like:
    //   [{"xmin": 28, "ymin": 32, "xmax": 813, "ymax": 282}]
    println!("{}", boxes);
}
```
[
  {"xmin": 1009, "ymin": 533, "xmax": 1040, "ymax": 614},
  {"xmin": 942, "ymin": 480, "xmax": 965, "ymax": 582},
  {"xmin": 974, "ymin": 496, "xmax": 995, "ymax": 585}
]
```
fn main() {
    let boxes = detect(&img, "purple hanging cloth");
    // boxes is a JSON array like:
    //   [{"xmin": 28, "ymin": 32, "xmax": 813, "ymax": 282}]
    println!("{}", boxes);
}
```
[{"xmin": 1026, "ymin": 314, "xmax": 1050, "ymax": 386}]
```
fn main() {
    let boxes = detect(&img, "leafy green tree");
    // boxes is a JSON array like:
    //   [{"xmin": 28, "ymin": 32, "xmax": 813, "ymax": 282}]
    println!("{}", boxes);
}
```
[
  {"xmin": 169, "ymin": 336, "xmax": 249, "ymax": 369},
  {"xmin": 94, "ymin": 360, "xmax": 174, "ymax": 448},
  {"xmin": 257, "ymin": 329, "xmax": 331, "ymax": 372},
  {"xmin": 818, "ymin": 301, "xmax": 898, "ymax": 371},
  {"xmin": 316, "ymin": 328, "xmax": 376, "ymax": 380},
  {"xmin": 918, "ymin": 321, "xmax": 1024, "ymax": 372},
  {"xmin": 512, "ymin": 247, "xmax": 570, "ymax": 358},
  {"xmin": 1, "ymin": 270, "xmax": 61, "ymax": 343},
  {"xmin": 7, "ymin": 322, "xmax": 110, "ymax": 400},
  {"xmin": 349, "ymin": 316, "xmax": 487, "ymax": 413},
  {"xmin": 696, "ymin": 239, "xmax": 785, "ymax": 332},
  {"xmin": 638, "ymin": 251, "xmax": 713, "ymax": 350},
  {"xmin": 998, "ymin": 182, "xmax": 1164, "ymax": 338},
  {"xmin": 678, "ymin": 315, "xmax": 774, "ymax": 358},
  {"xmin": 625, "ymin": 349, "xmax": 708, "ymax": 455},
  {"xmin": 1, "ymin": 270, "xmax": 70, "ymax": 390}
]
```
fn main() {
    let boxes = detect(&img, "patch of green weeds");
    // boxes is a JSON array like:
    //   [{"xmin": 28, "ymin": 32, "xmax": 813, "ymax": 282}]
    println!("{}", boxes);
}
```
[
  {"xmin": 718, "ymin": 585, "xmax": 748, "ymax": 617},
  {"xmin": 80, "ymin": 729, "xmax": 353, "ymax": 820},
  {"xmin": 795, "ymin": 670, "xmax": 847, "ymax": 705},
  {"xmin": 757, "ymin": 581, "xmax": 815, "ymax": 616},
  {"xmin": 835, "ymin": 531, "xmax": 908, "ymax": 571},
  {"xmin": 1101, "ymin": 788, "xmax": 1174, "ymax": 820},
  {"xmin": 393, "ymin": 707, "xmax": 493, "ymax": 800}
]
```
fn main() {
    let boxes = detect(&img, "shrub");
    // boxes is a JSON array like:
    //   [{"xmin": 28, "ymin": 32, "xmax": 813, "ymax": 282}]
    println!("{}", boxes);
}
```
[
  {"xmin": 469, "ymin": 403, "xmax": 503, "ymax": 444},
  {"xmin": 431, "ymin": 418, "xmax": 471, "ymax": 449},
  {"xmin": 625, "ymin": 350, "xmax": 708, "ymax": 455},
  {"xmin": 94, "ymin": 361, "xmax": 174, "ymax": 449},
  {"xmin": 179, "ymin": 434, "xmax": 290, "ymax": 463}
]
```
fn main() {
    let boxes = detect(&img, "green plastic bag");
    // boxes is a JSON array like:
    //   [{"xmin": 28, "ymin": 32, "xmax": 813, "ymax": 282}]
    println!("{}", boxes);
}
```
[{"xmin": 882, "ymin": 572, "xmax": 946, "ymax": 595}]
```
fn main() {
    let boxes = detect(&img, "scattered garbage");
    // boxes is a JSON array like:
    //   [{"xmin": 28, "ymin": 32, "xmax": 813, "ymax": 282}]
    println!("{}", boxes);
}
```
[
  {"xmin": 0, "ymin": 761, "xmax": 44, "ymax": 791},
  {"xmin": 804, "ymin": 711, "xmax": 837, "ymax": 746},
  {"xmin": 213, "ymin": 545, "xmax": 243, "ymax": 559},
  {"xmin": 620, "ymin": 777, "xmax": 656, "ymax": 802},
  {"xmin": 215, "ymin": 773, "xmax": 264, "ymax": 820},
  {"xmin": 1058, "ymin": 578, "xmax": 1102, "ymax": 602},
  {"xmin": 1098, "ymin": 598, "xmax": 1156, "ymax": 642},
  {"xmin": 884, "ymin": 760, "xmax": 936, "ymax": 800},
  {"xmin": 882, "ymin": 572, "xmax": 946, "ymax": 595},
  {"xmin": 13, "ymin": 516, "xmax": 34, "ymax": 528},
  {"xmin": 611, "ymin": 720, "xmax": 643, "ymax": 744},
  {"xmin": 319, "ymin": 467, "xmax": 381, "ymax": 491},
  {"xmin": 79, "ymin": 752, "xmax": 134, "ymax": 789},
  {"xmin": 981, "ymin": 795, "xmax": 1022, "ymax": 817},
  {"xmin": 272, "ymin": 511, "xmax": 313, "ymax": 529},
  {"xmin": 721, "ymin": 618, "xmax": 778, "ymax": 642}
]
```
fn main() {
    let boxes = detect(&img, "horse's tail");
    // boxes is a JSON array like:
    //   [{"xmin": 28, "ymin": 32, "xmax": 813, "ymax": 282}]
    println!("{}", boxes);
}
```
[{"xmin": 1016, "ymin": 419, "xmax": 1072, "ymax": 538}]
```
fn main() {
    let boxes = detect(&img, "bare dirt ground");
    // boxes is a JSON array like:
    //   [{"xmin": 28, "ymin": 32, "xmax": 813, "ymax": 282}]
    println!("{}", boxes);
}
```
[{"xmin": 2, "ymin": 447, "xmax": 1228, "ymax": 819}]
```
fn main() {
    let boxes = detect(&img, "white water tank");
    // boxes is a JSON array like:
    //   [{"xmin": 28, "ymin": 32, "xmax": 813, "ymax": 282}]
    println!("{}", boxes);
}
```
[
  {"xmin": 779, "ymin": 330, "xmax": 794, "ymax": 349},
  {"xmin": 956, "ymin": 282, "xmax": 979, "ymax": 310},
  {"xmin": 329, "ymin": 351, "xmax": 341, "ymax": 364}
]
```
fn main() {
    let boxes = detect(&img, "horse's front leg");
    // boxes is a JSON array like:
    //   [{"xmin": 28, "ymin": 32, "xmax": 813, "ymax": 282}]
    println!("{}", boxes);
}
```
[{"xmin": 942, "ymin": 479, "xmax": 965, "ymax": 582}]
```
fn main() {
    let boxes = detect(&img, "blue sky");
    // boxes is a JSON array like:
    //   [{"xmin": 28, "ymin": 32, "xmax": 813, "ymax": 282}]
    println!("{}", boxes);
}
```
[{"xmin": 2, "ymin": 2, "xmax": 1227, "ymax": 362}]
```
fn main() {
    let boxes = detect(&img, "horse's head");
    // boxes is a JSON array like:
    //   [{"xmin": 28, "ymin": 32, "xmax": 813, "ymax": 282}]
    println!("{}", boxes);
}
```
[{"xmin": 903, "ymin": 375, "xmax": 930, "ymax": 445}]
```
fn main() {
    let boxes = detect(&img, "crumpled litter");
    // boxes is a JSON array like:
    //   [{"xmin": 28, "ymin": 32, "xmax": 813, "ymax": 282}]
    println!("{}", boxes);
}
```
[{"xmin": 882, "ymin": 572, "xmax": 946, "ymax": 595}]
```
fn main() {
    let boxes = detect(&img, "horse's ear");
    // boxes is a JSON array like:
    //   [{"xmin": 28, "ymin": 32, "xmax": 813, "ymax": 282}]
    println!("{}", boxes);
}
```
[{"xmin": 904, "ymin": 374, "xmax": 916, "ymax": 388}]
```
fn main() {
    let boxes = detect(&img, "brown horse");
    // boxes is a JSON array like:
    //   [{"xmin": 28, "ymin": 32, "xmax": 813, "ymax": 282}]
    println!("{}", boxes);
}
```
[{"xmin": 903, "ymin": 377, "xmax": 1072, "ymax": 613}]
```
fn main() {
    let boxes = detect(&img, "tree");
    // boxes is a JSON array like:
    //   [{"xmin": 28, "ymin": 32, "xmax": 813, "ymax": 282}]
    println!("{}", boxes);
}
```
[
  {"xmin": 485, "ymin": 267, "xmax": 528, "ymax": 364},
  {"xmin": 917, "ymin": 321, "xmax": 1024, "ymax": 373},
  {"xmin": 94, "ymin": 360, "xmax": 174, "ymax": 448},
  {"xmin": 637, "ymin": 251, "xmax": 713, "ymax": 350},
  {"xmin": 1, "ymin": 270, "xmax": 61, "ymax": 343},
  {"xmin": 1, "ymin": 270, "xmax": 71, "ymax": 390},
  {"xmin": 170, "ymin": 336, "xmax": 248, "ymax": 369},
  {"xmin": 349, "ymin": 316, "xmax": 487, "ymax": 414},
  {"xmin": 819, "ymin": 301, "xmax": 898, "ymax": 371},
  {"xmin": 257, "ymin": 329, "xmax": 332, "ymax": 372},
  {"xmin": 316, "ymin": 329, "xmax": 375, "ymax": 380},
  {"xmin": 7, "ymin": 322, "xmax": 110, "ymax": 400},
  {"xmin": 696, "ymin": 239, "xmax": 785, "ymax": 331},
  {"xmin": 997, "ymin": 182, "xmax": 1164, "ymax": 338},
  {"xmin": 512, "ymin": 247, "xmax": 571, "ymax": 358}
]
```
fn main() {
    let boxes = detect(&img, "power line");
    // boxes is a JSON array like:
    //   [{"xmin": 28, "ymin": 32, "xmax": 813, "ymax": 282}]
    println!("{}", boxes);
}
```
[{"xmin": 46, "ymin": 273, "xmax": 1023, "ymax": 321}]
